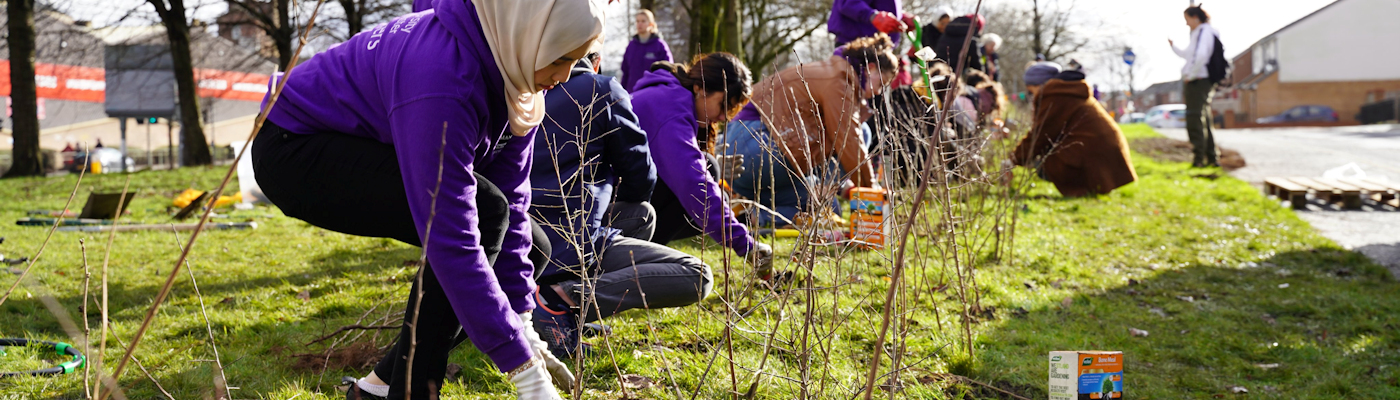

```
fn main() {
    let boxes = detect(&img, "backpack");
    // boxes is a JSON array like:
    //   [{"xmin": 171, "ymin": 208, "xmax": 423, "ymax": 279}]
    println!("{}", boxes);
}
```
[{"xmin": 1207, "ymin": 33, "xmax": 1230, "ymax": 85}]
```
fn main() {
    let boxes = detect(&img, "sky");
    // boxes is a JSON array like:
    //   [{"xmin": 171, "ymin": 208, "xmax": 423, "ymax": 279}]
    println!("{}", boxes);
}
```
[
  {"xmin": 59, "ymin": 0, "xmax": 1341, "ymax": 91},
  {"xmin": 1051, "ymin": 0, "xmax": 1340, "ymax": 90}
]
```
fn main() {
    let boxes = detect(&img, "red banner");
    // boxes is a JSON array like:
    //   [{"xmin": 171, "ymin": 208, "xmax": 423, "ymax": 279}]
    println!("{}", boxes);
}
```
[
  {"xmin": 195, "ymin": 68, "xmax": 272, "ymax": 102},
  {"xmin": 0, "ymin": 60, "xmax": 106, "ymax": 102},
  {"xmin": 0, "ymin": 60, "xmax": 272, "ymax": 103}
]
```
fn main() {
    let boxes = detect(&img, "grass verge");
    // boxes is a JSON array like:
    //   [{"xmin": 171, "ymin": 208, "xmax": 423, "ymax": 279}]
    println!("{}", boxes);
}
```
[{"xmin": 0, "ymin": 124, "xmax": 1394, "ymax": 399}]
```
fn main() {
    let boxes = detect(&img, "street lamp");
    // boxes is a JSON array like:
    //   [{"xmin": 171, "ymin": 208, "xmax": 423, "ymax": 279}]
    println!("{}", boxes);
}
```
[{"xmin": 1122, "ymin": 47, "xmax": 1136, "ymax": 96}]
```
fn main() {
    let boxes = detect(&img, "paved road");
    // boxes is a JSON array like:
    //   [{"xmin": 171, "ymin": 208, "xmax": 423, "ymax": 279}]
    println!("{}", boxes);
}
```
[{"xmin": 1157, "ymin": 125, "xmax": 1400, "ymax": 277}]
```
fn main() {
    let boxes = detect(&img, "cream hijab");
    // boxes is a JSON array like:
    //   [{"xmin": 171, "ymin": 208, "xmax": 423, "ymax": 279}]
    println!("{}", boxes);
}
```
[{"xmin": 473, "ymin": 0, "xmax": 605, "ymax": 136}]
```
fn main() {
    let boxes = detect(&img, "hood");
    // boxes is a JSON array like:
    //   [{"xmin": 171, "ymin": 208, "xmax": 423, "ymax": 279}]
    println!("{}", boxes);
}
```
[
  {"xmin": 943, "ymin": 15, "xmax": 980, "ymax": 38},
  {"xmin": 1040, "ymin": 78, "xmax": 1091, "ymax": 101},
  {"xmin": 432, "ymin": 0, "xmax": 485, "ymax": 57},
  {"xmin": 633, "ymin": 69, "xmax": 680, "ymax": 92}
]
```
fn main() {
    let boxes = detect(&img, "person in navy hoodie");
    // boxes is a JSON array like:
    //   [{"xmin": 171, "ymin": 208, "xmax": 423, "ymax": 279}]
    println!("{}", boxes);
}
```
[
  {"xmin": 528, "ymin": 52, "xmax": 712, "ymax": 359},
  {"xmin": 619, "ymin": 9, "xmax": 672, "ymax": 92},
  {"xmin": 251, "ymin": 0, "xmax": 604, "ymax": 399},
  {"xmin": 631, "ymin": 53, "xmax": 774, "ymax": 276}
]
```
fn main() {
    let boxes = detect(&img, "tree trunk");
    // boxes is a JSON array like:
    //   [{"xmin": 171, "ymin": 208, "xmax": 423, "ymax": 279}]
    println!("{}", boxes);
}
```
[
  {"xmin": 274, "ymin": 0, "xmax": 294, "ymax": 70},
  {"xmin": 1031, "ymin": 0, "xmax": 1044, "ymax": 57},
  {"xmin": 719, "ymin": 0, "xmax": 741, "ymax": 59},
  {"xmin": 160, "ymin": 1, "xmax": 212, "ymax": 166},
  {"xmin": 688, "ymin": 0, "xmax": 740, "ymax": 57},
  {"xmin": 4, "ymin": 0, "xmax": 42, "ymax": 178},
  {"xmin": 339, "ymin": 0, "xmax": 364, "ymax": 35}
]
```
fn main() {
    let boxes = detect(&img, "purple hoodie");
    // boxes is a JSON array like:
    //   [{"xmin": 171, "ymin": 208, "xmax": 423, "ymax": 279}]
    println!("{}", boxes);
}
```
[
  {"xmin": 630, "ymin": 70, "xmax": 755, "ymax": 255},
  {"xmin": 620, "ymin": 34, "xmax": 672, "ymax": 92},
  {"xmin": 828, "ymin": 0, "xmax": 903, "ymax": 47},
  {"xmin": 264, "ymin": 0, "xmax": 535, "ymax": 372}
]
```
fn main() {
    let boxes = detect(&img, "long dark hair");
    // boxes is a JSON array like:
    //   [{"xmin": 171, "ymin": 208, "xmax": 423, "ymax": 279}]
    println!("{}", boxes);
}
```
[
  {"xmin": 1184, "ymin": 5, "xmax": 1210, "ymax": 23},
  {"xmin": 650, "ymin": 52, "xmax": 752, "ymax": 152}
]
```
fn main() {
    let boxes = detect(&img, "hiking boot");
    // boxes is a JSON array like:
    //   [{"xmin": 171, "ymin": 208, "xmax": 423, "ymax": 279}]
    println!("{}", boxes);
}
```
[{"xmin": 342, "ymin": 376, "xmax": 386, "ymax": 400}]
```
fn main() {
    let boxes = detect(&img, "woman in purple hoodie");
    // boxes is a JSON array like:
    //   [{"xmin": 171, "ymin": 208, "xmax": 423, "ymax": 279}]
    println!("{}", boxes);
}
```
[
  {"xmin": 252, "ymin": 1, "xmax": 603, "ymax": 399},
  {"xmin": 619, "ymin": 9, "xmax": 672, "ymax": 92},
  {"xmin": 631, "ymin": 53, "xmax": 774, "ymax": 276}
]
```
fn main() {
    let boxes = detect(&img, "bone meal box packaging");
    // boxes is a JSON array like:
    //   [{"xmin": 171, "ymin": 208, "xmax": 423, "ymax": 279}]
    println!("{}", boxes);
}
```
[
  {"xmin": 847, "ymin": 187, "xmax": 888, "ymax": 249},
  {"xmin": 1049, "ymin": 351, "xmax": 1122, "ymax": 400}
]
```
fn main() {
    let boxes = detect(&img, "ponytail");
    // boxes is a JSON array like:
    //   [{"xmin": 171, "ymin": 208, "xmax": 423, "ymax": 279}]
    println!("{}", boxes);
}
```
[{"xmin": 649, "ymin": 53, "xmax": 753, "ymax": 152}]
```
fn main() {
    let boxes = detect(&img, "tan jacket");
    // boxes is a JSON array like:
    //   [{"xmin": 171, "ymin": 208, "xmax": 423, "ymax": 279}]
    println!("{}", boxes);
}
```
[
  {"xmin": 1012, "ymin": 78, "xmax": 1138, "ymax": 197},
  {"xmin": 748, "ymin": 56, "xmax": 875, "ymax": 187}
]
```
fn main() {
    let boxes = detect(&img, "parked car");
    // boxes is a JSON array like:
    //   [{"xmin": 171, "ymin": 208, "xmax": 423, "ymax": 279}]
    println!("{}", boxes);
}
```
[
  {"xmin": 1145, "ymin": 104, "xmax": 1187, "ymax": 128},
  {"xmin": 1256, "ymin": 105, "xmax": 1339, "ymax": 124},
  {"xmin": 69, "ymin": 148, "xmax": 135, "ymax": 173},
  {"xmin": 1118, "ymin": 112, "xmax": 1147, "ymax": 124}
]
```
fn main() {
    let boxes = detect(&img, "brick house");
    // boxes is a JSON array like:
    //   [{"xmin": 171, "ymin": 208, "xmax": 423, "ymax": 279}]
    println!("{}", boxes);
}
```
[
  {"xmin": 1134, "ymin": 80, "xmax": 1182, "ymax": 110},
  {"xmin": 1217, "ymin": 0, "xmax": 1400, "ymax": 126}
]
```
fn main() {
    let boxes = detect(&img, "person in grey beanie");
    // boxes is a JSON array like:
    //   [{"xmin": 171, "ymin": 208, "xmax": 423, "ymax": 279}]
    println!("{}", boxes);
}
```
[{"xmin": 1007, "ymin": 61, "xmax": 1137, "ymax": 197}]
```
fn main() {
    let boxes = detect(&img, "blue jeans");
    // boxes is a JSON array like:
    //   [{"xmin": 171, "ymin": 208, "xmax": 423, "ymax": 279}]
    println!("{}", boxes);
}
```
[{"xmin": 723, "ymin": 119, "xmax": 804, "ymax": 226}]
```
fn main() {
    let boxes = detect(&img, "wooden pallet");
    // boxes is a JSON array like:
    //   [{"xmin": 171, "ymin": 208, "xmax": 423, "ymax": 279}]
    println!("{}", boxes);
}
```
[{"xmin": 1264, "ymin": 177, "xmax": 1400, "ymax": 209}]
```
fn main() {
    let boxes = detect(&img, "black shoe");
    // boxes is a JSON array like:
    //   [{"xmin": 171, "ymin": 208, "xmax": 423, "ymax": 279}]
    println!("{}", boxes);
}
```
[{"xmin": 342, "ymin": 376, "xmax": 386, "ymax": 400}]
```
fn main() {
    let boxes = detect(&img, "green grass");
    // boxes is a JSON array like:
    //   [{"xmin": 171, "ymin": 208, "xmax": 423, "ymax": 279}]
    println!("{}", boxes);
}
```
[{"xmin": 0, "ymin": 124, "xmax": 1396, "ymax": 399}]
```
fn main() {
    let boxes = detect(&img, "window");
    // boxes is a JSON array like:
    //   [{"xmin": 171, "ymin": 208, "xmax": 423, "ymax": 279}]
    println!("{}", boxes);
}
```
[{"xmin": 1252, "ymin": 38, "xmax": 1279, "ymax": 75}]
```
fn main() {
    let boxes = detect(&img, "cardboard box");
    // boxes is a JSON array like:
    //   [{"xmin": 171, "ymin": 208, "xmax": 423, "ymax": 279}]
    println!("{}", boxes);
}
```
[
  {"xmin": 849, "ymin": 212, "xmax": 887, "ymax": 249},
  {"xmin": 1049, "ymin": 351, "xmax": 1122, "ymax": 400},
  {"xmin": 849, "ymin": 187, "xmax": 887, "ymax": 215}
]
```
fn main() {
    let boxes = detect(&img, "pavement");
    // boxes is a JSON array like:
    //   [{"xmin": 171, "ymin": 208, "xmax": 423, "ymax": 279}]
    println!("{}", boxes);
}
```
[{"xmin": 1156, "ymin": 124, "xmax": 1400, "ymax": 277}]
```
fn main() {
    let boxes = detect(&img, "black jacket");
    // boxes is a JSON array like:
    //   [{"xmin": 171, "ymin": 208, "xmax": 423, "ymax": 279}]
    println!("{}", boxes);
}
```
[{"xmin": 933, "ymin": 16, "xmax": 983, "ymax": 72}]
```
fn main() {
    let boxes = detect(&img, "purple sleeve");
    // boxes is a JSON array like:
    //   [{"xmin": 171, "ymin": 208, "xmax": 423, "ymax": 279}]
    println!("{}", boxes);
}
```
[
  {"xmin": 388, "ymin": 96, "xmax": 532, "ymax": 372},
  {"xmin": 833, "ymin": 0, "xmax": 877, "ymax": 24},
  {"xmin": 651, "ymin": 116, "xmax": 755, "ymax": 255},
  {"xmin": 660, "ymin": 37, "xmax": 674, "ymax": 63},
  {"xmin": 476, "ymin": 127, "xmax": 538, "ymax": 315},
  {"xmin": 412, "ymin": 0, "xmax": 432, "ymax": 12}
]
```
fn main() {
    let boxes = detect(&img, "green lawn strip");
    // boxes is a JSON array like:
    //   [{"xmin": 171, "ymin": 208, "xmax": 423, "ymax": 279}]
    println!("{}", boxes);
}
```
[
  {"xmin": 969, "ymin": 124, "xmax": 1399, "ymax": 399},
  {"xmin": 1, "ymin": 124, "xmax": 1396, "ymax": 399}
]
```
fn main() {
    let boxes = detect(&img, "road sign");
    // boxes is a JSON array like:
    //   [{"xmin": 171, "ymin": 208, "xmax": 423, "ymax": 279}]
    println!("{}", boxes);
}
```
[{"xmin": 1123, "ymin": 48, "xmax": 1136, "ymax": 66}]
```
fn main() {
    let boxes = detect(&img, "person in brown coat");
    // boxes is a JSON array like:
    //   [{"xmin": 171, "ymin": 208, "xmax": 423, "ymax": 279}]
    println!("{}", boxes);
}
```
[
  {"xmin": 1009, "ymin": 62, "xmax": 1137, "ymax": 197},
  {"xmin": 723, "ymin": 34, "xmax": 898, "ymax": 225}
]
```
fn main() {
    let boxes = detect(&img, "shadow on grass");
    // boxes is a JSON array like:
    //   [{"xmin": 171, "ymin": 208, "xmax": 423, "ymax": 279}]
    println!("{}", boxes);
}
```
[{"xmin": 967, "ymin": 248, "xmax": 1400, "ymax": 399}]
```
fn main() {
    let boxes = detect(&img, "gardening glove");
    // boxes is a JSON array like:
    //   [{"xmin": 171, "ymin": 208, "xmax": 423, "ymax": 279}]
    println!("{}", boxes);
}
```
[
  {"xmin": 510, "ymin": 360, "xmax": 564, "ymax": 400},
  {"xmin": 871, "ymin": 11, "xmax": 905, "ymax": 34},
  {"xmin": 519, "ymin": 312, "xmax": 577, "ymax": 389},
  {"xmin": 718, "ymin": 153, "xmax": 745, "ymax": 183},
  {"xmin": 900, "ymin": 13, "xmax": 918, "ymax": 32},
  {"xmin": 749, "ymin": 242, "xmax": 774, "ymax": 280}
]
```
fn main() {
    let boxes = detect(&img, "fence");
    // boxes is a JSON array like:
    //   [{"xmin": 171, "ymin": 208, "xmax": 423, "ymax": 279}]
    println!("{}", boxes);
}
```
[{"xmin": 1358, "ymin": 98, "xmax": 1398, "ymax": 125}]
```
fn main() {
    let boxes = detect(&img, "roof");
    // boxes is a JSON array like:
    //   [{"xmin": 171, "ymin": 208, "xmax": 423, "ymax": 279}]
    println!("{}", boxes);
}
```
[{"xmin": 1235, "ymin": 0, "xmax": 1347, "ymax": 61}]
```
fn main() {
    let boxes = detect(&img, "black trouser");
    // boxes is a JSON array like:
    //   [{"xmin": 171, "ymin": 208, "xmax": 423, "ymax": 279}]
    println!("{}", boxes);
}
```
[
  {"xmin": 1184, "ymin": 78, "xmax": 1219, "ymax": 167},
  {"xmin": 650, "ymin": 153, "xmax": 722, "ymax": 245},
  {"xmin": 252, "ymin": 121, "xmax": 550, "ymax": 400}
]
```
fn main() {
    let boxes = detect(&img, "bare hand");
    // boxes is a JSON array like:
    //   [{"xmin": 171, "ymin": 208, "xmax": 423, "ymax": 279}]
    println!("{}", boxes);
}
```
[{"xmin": 1168, "ymin": 38, "xmax": 1175, "ymax": 47}]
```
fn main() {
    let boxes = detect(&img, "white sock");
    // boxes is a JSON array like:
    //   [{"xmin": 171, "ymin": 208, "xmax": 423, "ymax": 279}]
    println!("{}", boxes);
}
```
[{"xmin": 357, "ymin": 376, "xmax": 390, "ymax": 397}]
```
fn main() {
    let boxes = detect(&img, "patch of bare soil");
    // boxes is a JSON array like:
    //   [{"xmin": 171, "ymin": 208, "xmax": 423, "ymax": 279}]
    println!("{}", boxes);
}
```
[
  {"xmin": 288, "ymin": 341, "xmax": 383, "ymax": 371},
  {"xmin": 1130, "ymin": 137, "xmax": 1246, "ymax": 170}
]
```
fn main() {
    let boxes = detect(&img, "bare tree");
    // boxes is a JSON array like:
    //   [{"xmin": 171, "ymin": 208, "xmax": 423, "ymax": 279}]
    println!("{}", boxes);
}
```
[
  {"xmin": 4, "ymin": 0, "xmax": 42, "ymax": 177},
  {"xmin": 1028, "ymin": 0, "xmax": 1092, "ymax": 62},
  {"xmin": 740, "ymin": 0, "xmax": 827, "ymax": 76},
  {"xmin": 225, "ymin": 0, "xmax": 294, "ymax": 69},
  {"xmin": 332, "ymin": 0, "xmax": 408, "ymax": 39},
  {"xmin": 147, "ymin": 0, "xmax": 213, "ymax": 166}
]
